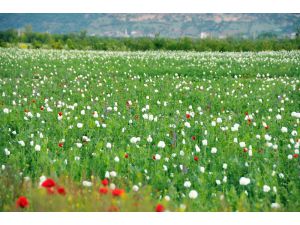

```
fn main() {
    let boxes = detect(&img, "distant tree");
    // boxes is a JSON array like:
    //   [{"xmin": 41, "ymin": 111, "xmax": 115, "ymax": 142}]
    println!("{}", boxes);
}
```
[
  {"xmin": 296, "ymin": 27, "xmax": 300, "ymax": 39},
  {"xmin": 79, "ymin": 30, "xmax": 87, "ymax": 40},
  {"xmin": 24, "ymin": 24, "xmax": 33, "ymax": 34},
  {"xmin": 66, "ymin": 38, "xmax": 76, "ymax": 49},
  {"xmin": 257, "ymin": 32, "xmax": 278, "ymax": 39},
  {"xmin": 32, "ymin": 40, "xmax": 42, "ymax": 49},
  {"xmin": 0, "ymin": 29, "xmax": 18, "ymax": 43}
]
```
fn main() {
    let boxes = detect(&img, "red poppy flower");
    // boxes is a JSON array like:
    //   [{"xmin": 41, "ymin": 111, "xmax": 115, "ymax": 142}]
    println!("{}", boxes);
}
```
[
  {"xmin": 264, "ymin": 125, "xmax": 269, "ymax": 130},
  {"xmin": 99, "ymin": 187, "xmax": 108, "ymax": 194},
  {"xmin": 112, "ymin": 188, "xmax": 124, "ymax": 197},
  {"xmin": 155, "ymin": 204, "xmax": 165, "ymax": 212},
  {"xmin": 243, "ymin": 148, "xmax": 248, "ymax": 153},
  {"xmin": 194, "ymin": 156, "xmax": 199, "ymax": 161},
  {"xmin": 41, "ymin": 178, "xmax": 56, "ymax": 188},
  {"xmin": 58, "ymin": 142, "xmax": 63, "ymax": 148},
  {"xmin": 58, "ymin": 112, "xmax": 63, "ymax": 116},
  {"xmin": 57, "ymin": 187, "xmax": 66, "ymax": 195},
  {"xmin": 293, "ymin": 154, "xmax": 299, "ymax": 158},
  {"xmin": 101, "ymin": 179, "xmax": 109, "ymax": 186},
  {"xmin": 124, "ymin": 153, "xmax": 129, "ymax": 158},
  {"xmin": 16, "ymin": 196, "xmax": 29, "ymax": 208},
  {"xmin": 245, "ymin": 112, "xmax": 249, "ymax": 116},
  {"xmin": 186, "ymin": 114, "xmax": 191, "ymax": 119},
  {"xmin": 192, "ymin": 136, "xmax": 196, "ymax": 140},
  {"xmin": 40, "ymin": 106, "xmax": 44, "ymax": 111},
  {"xmin": 152, "ymin": 155, "xmax": 156, "ymax": 160}
]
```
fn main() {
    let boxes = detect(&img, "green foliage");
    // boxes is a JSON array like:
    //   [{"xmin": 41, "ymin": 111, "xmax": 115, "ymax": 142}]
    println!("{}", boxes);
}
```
[{"xmin": 0, "ymin": 29, "xmax": 299, "ymax": 51}]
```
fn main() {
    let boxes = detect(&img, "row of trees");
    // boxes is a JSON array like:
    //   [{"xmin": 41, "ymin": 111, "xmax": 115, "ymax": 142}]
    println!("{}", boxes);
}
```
[{"xmin": 0, "ymin": 28, "xmax": 299, "ymax": 51}]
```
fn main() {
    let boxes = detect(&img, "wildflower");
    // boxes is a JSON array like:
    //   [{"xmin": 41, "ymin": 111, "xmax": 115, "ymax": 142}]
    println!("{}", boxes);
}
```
[
  {"xmin": 202, "ymin": 139, "xmax": 208, "ymax": 146},
  {"xmin": 186, "ymin": 114, "xmax": 191, "ymax": 119},
  {"xmin": 184, "ymin": 181, "xmax": 191, "ymax": 188},
  {"xmin": 16, "ymin": 196, "xmax": 29, "ymax": 208},
  {"xmin": 130, "ymin": 137, "xmax": 140, "ymax": 144},
  {"xmin": 239, "ymin": 177, "xmax": 251, "ymax": 186},
  {"xmin": 112, "ymin": 188, "xmax": 124, "ymax": 197},
  {"xmin": 132, "ymin": 185, "xmax": 139, "ymax": 192},
  {"xmin": 76, "ymin": 143, "xmax": 82, "ymax": 148},
  {"xmin": 291, "ymin": 112, "xmax": 300, "ymax": 118},
  {"xmin": 271, "ymin": 203, "xmax": 280, "ymax": 209},
  {"xmin": 157, "ymin": 141, "xmax": 166, "ymax": 148},
  {"xmin": 239, "ymin": 142, "xmax": 246, "ymax": 148},
  {"xmin": 82, "ymin": 181, "xmax": 92, "ymax": 187},
  {"xmin": 18, "ymin": 141, "xmax": 25, "ymax": 147},
  {"xmin": 156, "ymin": 204, "xmax": 165, "ymax": 212},
  {"xmin": 102, "ymin": 179, "xmax": 109, "ymax": 186},
  {"xmin": 58, "ymin": 142, "xmax": 63, "ymax": 147},
  {"xmin": 41, "ymin": 178, "xmax": 56, "ymax": 188},
  {"xmin": 99, "ymin": 187, "xmax": 108, "ymax": 194},
  {"xmin": 109, "ymin": 171, "xmax": 117, "ymax": 177},
  {"xmin": 184, "ymin": 122, "xmax": 191, "ymax": 128},
  {"xmin": 194, "ymin": 156, "xmax": 199, "ymax": 161},
  {"xmin": 57, "ymin": 187, "xmax": 66, "ymax": 195},
  {"xmin": 110, "ymin": 183, "xmax": 116, "ymax": 190},
  {"xmin": 114, "ymin": 156, "xmax": 120, "ymax": 162},
  {"xmin": 4, "ymin": 148, "xmax": 10, "ymax": 156},
  {"xmin": 124, "ymin": 153, "xmax": 129, "ymax": 158},
  {"xmin": 200, "ymin": 166, "xmax": 205, "ymax": 173},
  {"xmin": 3, "ymin": 108, "xmax": 10, "ymax": 114},
  {"xmin": 34, "ymin": 144, "xmax": 41, "ymax": 151},
  {"xmin": 189, "ymin": 190, "xmax": 198, "ymax": 199},
  {"xmin": 263, "ymin": 185, "xmax": 271, "ymax": 192},
  {"xmin": 165, "ymin": 195, "xmax": 171, "ymax": 202},
  {"xmin": 195, "ymin": 144, "xmax": 200, "ymax": 152},
  {"xmin": 211, "ymin": 147, "xmax": 217, "ymax": 154},
  {"xmin": 153, "ymin": 154, "xmax": 161, "ymax": 160},
  {"xmin": 147, "ymin": 135, "xmax": 153, "ymax": 143},
  {"xmin": 106, "ymin": 142, "xmax": 112, "ymax": 149},
  {"xmin": 281, "ymin": 127, "xmax": 288, "ymax": 133},
  {"xmin": 264, "ymin": 134, "xmax": 272, "ymax": 141},
  {"xmin": 77, "ymin": 123, "xmax": 83, "ymax": 128}
]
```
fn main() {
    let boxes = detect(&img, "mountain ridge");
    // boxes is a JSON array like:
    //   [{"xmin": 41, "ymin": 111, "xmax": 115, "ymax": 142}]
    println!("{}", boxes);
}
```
[{"xmin": 0, "ymin": 14, "xmax": 299, "ymax": 38}]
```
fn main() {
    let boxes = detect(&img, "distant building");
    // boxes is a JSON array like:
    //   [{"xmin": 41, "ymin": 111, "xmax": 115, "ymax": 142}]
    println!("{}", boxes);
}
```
[
  {"xmin": 289, "ymin": 32, "xmax": 296, "ymax": 39},
  {"xmin": 200, "ymin": 32, "xmax": 210, "ymax": 39}
]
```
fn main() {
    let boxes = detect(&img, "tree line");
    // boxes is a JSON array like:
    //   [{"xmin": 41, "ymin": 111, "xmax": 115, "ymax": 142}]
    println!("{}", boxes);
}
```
[{"xmin": 0, "ymin": 28, "xmax": 299, "ymax": 51}]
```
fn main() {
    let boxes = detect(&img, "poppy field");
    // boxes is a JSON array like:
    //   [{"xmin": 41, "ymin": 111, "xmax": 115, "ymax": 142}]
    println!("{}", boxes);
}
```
[{"xmin": 0, "ymin": 49, "xmax": 299, "ymax": 212}]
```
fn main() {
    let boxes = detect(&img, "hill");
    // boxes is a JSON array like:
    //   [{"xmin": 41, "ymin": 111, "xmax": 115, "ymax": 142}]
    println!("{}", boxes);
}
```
[{"xmin": 0, "ymin": 13, "xmax": 299, "ymax": 38}]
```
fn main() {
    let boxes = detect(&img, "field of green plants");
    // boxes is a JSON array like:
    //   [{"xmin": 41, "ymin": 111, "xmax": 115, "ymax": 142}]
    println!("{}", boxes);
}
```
[{"xmin": 0, "ymin": 48, "xmax": 299, "ymax": 212}]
